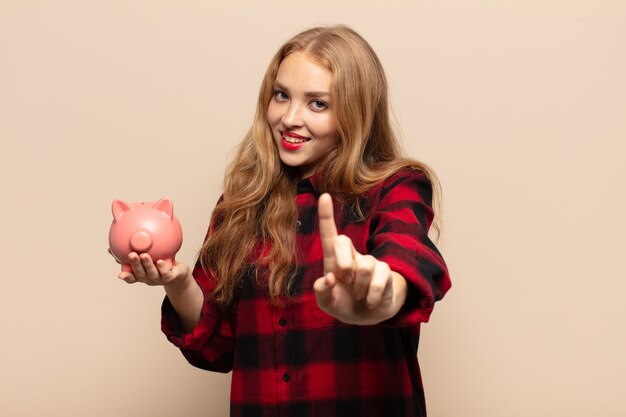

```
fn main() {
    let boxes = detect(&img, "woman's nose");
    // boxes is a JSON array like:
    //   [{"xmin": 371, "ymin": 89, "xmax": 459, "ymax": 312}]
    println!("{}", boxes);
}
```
[{"xmin": 282, "ymin": 102, "xmax": 303, "ymax": 128}]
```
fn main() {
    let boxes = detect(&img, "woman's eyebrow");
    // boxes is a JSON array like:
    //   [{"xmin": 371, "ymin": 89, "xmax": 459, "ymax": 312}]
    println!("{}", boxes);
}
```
[{"xmin": 273, "ymin": 81, "xmax": 331, "ymax": 99}]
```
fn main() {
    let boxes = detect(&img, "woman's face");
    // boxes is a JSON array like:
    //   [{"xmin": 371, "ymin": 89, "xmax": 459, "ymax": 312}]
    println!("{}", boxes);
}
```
[{"xmin": 267, "ymin": 52, "xmax": 339, "ymax": 179}]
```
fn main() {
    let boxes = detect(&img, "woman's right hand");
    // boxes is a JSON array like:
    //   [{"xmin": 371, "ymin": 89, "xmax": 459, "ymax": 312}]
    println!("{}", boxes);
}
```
[{"xmin": 113, "ymin": 251, "xmax": 192, "ymax": 290}]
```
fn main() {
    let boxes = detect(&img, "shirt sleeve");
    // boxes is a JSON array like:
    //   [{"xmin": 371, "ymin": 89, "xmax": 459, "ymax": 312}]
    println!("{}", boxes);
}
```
[
  {"xmin": 366, "ymin": 169, "xmax": 451, "ymax": 327},
  {"xmin": 161, "ymin": 197, "xmax": 236, "ymax": 373}
]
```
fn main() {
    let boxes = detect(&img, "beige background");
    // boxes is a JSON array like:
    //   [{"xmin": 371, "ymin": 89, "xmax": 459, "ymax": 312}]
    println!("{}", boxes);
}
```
[{"xmin": 1, "ymin": 1, "xmax": 625, "ymax": 416}]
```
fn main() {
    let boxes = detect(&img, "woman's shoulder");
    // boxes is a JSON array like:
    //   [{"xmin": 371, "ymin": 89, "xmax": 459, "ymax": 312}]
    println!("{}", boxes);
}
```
[
  {"xmin": 363, "ymin": 167, "xmax": 436, "ymax": 228},
  {"xmin": 382, "ymin": 167, "xmax": 430, "ymax": 186},
  {"xmin": 373, "ymin": 167, "xmax": 432, "ymax": 199},
  {"xmin": 353, "ymin": 167, "xmax": 433, "ymax": 220}
]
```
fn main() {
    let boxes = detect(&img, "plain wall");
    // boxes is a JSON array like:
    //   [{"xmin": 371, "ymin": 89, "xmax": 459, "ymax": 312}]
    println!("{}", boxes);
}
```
[{"xmin": 1, "ymin": 1, "xmax": 625, "ymax": 416}]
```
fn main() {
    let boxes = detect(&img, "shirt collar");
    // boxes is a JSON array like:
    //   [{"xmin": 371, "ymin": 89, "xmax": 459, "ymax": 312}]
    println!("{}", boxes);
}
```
[{"xmin": 296, "ymin": 173, "xmax": 321, "ymax": 197}]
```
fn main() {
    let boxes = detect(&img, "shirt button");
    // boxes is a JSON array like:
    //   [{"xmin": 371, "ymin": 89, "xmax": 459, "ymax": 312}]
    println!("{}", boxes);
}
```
[
  {"xmin": 295, "ymin": 219, "xmax": 302, "ymax": 228},
  {"xmin": 278, "ymin": 318, "xmax": 287, "ymax": 327},
  {"xmin": 282, "ymin": 373, "xmax": 291, "ymax": 382}
]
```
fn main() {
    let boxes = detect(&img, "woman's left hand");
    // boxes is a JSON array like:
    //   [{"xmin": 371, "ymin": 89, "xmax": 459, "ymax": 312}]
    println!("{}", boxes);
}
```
[{"xmin": 313, "ymin": 193, "xmax": 407, "ymax": 325}]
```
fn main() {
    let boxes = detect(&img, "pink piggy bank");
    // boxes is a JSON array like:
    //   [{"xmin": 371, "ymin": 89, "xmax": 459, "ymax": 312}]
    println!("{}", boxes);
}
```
[{"xmin": 108, "ymin": 197, "xmax": 183, "ymax": 272}]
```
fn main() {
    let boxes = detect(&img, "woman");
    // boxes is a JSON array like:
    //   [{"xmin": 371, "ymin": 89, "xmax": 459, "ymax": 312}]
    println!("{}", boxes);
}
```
[{"xmin": 118, "ymin": 25, "xmax": 451, "ymax": 417}]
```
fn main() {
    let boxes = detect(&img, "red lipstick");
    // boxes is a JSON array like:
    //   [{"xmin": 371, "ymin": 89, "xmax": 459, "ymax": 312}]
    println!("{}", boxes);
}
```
[
  {"xmin": 282, "ymin": 130, "xmax": 307, "ymax": 139},
  {"xmin": 280, "ymin": 130, "xmax": 309, "ymax": 151}
]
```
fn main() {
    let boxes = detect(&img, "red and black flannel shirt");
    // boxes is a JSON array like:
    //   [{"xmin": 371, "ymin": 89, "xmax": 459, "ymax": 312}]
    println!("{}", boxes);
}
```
[{"xmin": 162, "ymin": 168, "xmax": 451, "ymax": 417}]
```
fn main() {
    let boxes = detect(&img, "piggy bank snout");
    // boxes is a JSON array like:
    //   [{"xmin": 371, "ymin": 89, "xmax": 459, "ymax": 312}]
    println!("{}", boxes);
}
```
[
  {"xmin": 109, "ymin": 197, "xmax": 183, "ymax": 272},
  {"xmin": 130, "ymin": 230, "xmax": 153, "ymax": 253}
]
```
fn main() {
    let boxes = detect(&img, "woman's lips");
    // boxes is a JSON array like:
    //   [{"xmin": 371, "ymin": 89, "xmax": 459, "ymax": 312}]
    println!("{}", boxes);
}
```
[
  {"xmin": 281, "ymin": 130, "xmax": 308, "ymax": 140},
  {"xmin": 280, "ymin": 130, "xmax": 310, "ymax": 151},
  {"xmin": 281, "ymin": 136, "xmax": 306, "ymax": 151}
]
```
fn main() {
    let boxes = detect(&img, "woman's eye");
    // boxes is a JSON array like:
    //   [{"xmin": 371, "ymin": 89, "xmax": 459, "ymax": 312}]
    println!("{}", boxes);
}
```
[
  {"xmin": 310, "ymin": 100, "xmax": 328, "ymax": 111},
  {"xmin": 273, "ymin": 90, "xmax": 288, "ymax": 101}
]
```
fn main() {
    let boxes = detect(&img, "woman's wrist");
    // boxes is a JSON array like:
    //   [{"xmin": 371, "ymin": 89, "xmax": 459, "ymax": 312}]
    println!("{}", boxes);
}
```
[{"xmin": 163, "ymin": 270, "xmax": 204, "ymax": 332}]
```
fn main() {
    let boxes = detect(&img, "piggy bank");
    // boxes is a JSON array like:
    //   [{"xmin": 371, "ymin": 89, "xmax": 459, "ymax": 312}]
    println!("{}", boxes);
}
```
[{"xmin": 108, "ymin": 197, "xmax": 183, "ymax": 272}]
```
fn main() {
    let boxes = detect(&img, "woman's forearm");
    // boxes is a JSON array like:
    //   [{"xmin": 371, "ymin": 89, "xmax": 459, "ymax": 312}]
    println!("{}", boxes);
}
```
[{"xmin": 164, "ymin": 272, "xmax": 205, "ymax": 333}]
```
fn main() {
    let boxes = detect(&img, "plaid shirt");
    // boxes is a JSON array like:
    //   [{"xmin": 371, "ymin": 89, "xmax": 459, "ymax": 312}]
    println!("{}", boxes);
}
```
[{"xmin": 162, "ymin": 168, "xmax": 451, "ymax": 417}]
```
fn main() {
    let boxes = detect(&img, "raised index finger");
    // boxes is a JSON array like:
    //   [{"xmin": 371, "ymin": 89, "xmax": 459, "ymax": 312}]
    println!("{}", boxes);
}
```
[{"xmin": 318, "ymin": 193, "xmax": 338, "ymax": 270}]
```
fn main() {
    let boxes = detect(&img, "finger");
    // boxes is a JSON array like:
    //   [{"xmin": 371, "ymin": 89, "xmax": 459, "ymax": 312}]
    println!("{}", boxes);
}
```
[
  {"xmin": 313, "ymin": 272, "xmax": 336, "ymax": 311},
  {"xmin": 334, "ymin": 235, "xmax": 357, "ymax": 283},
  {"xmin": 118, "ymin": 271, "xmax": 137, "ymax": 284},
  {"xmin": 352, "ymin": 255, "xmax": 376, "ymax": 300},
  {"xmin": 365, "ymin": 261, "xmax": 392, "ymax": 309},
  {"xmin": 156, "ymin": 259, "xmax": 174, "ymax": 283},
  {"xmin": 128, "ymin": 252, "xmax": 147, "ymax": 281},
  {"xmin": 318, "ymin": 193, "xmax": 338, "ymax": 270},
  {"xmin": 140, "ymin": 253, "xmax": 161, "ymax": 282}
]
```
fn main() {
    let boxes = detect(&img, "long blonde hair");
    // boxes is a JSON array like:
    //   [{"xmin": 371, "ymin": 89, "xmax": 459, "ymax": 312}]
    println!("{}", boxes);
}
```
[{"xmin": 200, "ymin": 25, "xmax": 441, "ymax": 305}]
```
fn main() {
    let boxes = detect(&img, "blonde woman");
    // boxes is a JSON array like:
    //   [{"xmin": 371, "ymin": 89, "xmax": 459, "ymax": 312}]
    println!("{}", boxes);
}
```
[{"xmin": 118, "ymin": 25, "xmax": 451, "ymax": 417}]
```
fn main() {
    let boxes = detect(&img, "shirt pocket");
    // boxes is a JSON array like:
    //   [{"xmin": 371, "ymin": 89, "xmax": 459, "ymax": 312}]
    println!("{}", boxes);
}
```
[{"xmin": 296, "ymin": 293, "xmax": 340, "ymax": 327}]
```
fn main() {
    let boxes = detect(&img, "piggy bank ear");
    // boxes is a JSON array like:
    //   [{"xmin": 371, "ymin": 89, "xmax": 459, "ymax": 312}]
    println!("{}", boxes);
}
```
[
  {"xmin": 153, "ymin": 197, "xmax": 174, "ymax": 219},
  {"xmin": 112, "ymin": 199, "xmax": 131, "ymax": 222}
]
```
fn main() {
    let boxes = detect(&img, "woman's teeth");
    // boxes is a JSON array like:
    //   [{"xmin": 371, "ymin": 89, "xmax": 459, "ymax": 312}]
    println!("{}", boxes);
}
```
[{"xmin": 284, "ymin": 136, "xmax": 308, "ymax": 143}]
